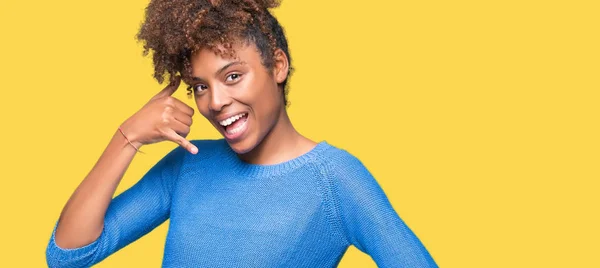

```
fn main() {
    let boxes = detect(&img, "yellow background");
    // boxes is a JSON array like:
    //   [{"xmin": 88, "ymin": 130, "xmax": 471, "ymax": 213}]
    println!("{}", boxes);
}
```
[{"xmin": 1, "ymin": 0, "xmax": 598, "ymax": 267}]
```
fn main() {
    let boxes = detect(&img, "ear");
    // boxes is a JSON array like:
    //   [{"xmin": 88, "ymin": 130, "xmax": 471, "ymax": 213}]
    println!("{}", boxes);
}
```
[{"xmin": 272, "ymin": 48, "xmax": 289, "ymax": 84}]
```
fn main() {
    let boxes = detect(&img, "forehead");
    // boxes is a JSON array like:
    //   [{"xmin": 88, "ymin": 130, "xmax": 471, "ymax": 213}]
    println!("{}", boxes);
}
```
[{"xmin": 190, "ymin": 41, "xmax": 260, "ymax": 73}]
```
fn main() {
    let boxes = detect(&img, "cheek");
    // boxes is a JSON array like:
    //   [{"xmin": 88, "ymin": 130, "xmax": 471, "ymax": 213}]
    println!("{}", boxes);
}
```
[
  {"xmin": 253, "ymin": 74, "xmax": 280, "ymax": 104},
  {"xmin": 250, "ymin": 81, "xmax": 279, "ymax": 115},
  {"xmin": 254, "ymin": 82, "xmax": 282, "ymax": 132},
  {"xmin": 194, "ymin": 99, "xmax": 210, "ymax": 117}
]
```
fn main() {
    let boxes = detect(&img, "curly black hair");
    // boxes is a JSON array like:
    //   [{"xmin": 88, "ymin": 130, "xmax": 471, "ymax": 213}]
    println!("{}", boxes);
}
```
[{"xmin": 136, "ymin": 0, "xmax": 294, "ymax": 106}]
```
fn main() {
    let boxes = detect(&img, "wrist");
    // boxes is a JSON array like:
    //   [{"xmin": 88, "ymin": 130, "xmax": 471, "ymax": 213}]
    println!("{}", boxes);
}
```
[{"xmin": 117, "ymin": 123, "xmax": 144, "ymax": 152}]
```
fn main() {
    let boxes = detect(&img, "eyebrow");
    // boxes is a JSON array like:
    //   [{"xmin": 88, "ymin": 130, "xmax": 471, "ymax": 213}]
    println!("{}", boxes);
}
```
[{"xmin": 192, "ymin": 61, "xmax": 247, "ymax": 82}]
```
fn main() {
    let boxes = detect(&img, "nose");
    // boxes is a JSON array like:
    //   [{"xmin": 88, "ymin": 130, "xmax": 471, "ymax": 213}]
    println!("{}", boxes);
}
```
[{"xmin": 208, "ymin": 85, "xmax": 232, "ymax": 112}]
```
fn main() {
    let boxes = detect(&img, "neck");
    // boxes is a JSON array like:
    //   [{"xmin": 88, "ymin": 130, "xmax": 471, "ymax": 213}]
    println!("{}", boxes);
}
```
[{"xmin": 238, "ymin": 107, "xmax": 316, "ymax": 165}]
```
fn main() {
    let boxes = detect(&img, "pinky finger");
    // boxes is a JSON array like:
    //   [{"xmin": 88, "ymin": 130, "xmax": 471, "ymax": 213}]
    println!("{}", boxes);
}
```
[{"xmin": 164, "ymin": 128, "xmax": 198, "ymax": 154}]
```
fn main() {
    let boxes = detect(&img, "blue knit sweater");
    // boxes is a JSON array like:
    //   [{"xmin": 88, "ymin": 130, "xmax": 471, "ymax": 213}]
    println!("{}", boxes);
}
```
[{"xmin": 46, "ymin": 139, "xmax": 438, "ymax": 267}]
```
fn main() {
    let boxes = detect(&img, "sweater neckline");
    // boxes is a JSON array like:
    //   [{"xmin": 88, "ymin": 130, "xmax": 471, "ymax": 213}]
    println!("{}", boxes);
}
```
[{"xmin": 218, "ymin": 139, "xmax": 331, "ymax": 178}]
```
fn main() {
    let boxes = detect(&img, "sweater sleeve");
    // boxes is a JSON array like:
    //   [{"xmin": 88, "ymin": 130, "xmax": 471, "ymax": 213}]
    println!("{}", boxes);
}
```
[
  {"xmin": 45, "ymin": 146, "xmax": 187, "ymax": 268},
  {"xmin": 330, "ymin": 151, "xmax": 438, "ymax": 268}
]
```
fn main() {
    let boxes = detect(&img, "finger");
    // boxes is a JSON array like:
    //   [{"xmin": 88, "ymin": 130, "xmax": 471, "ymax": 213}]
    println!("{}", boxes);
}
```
[
  {"xmin": 171, "ymin": 107, "xmax": 193, "ymax": 126},
  {"xmin": 169, "ymin": 97, "xmax": 195, "ymax": 117},
  {"xmin": 152, "ymin": 75, "xmax": 181, "ymax": 100},
  {"xmin": 164, "ymin": 128, "xmax": 198, "ymax": 154},
  {"xmin": 169, "ymin": 116, "xmax": 191, "ymax": 137}
]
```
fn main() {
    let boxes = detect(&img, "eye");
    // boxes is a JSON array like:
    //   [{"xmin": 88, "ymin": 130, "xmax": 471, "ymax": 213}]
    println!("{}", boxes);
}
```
[
  {"xmin": 188, "ymin": 84, "xmax": 208, "ymax": 94},
  {"xmin": 226, "ymin": 73, "xmax": 242, "ymax": 83}
]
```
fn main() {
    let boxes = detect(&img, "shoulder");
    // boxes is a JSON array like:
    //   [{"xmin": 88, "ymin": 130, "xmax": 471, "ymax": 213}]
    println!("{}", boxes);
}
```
[
  {"xmin": 190, "ymin": 138, "xmax": 227, "ymax": 152},
  {"xmin": 159, "ymin": 138, "xmax": 227, "ymax": 167},
  {"xmin": 166, "ymin": 138, "xmax": 230, "ymax": 166},
  {"xmin": 314, "ymin": 143, "xmax": 387, "ymax": 243},
  {"xmin": 188, "ymin": 138, "xmax": 228, "ymax": 157},
  {"xmin": 317, "ymin": 142, "xmax": 371, "ymax": 177},
  {"xmin": 316, "ymin": 143, "xmax": 383, "ymax": 198}
]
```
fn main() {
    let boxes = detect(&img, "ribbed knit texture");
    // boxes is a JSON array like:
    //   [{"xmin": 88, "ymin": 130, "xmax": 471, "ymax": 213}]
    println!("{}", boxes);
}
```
[{"xmin": 46, "ymin": 139, "xmax": 438, "ymax": 267}]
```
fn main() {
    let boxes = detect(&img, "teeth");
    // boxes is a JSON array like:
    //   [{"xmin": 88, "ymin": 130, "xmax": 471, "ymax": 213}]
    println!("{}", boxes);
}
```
[
  {"xmin": 226, "ymin": 119, "xmax": 247, "ymax": 134},
  {"xmin": 219, "ymin": 113, "xmax": 246, "ymax": 126}
]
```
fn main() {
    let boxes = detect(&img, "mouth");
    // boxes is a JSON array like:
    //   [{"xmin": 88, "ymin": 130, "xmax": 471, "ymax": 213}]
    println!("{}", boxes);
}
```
[{"xmin": 217, "ymin": 112, "xmax": 249, "ymax": 141}]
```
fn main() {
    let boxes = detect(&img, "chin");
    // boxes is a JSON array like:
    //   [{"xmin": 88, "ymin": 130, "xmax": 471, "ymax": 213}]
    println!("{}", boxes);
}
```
[{"xmin": 226, "ymin": 136, "xmax": 258, "ymax": 155}]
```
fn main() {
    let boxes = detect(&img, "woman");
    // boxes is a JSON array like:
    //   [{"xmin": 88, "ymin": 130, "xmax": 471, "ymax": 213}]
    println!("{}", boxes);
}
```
[{"xmin": 45, "ymin": 0, "xmax": 438, "ymax": 267}]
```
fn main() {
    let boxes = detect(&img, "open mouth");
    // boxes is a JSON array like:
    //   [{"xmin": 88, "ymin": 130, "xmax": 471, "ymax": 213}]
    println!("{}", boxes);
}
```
[{"xmin": 217, "ymin": 112, "xmax": 249, "ymax": 140}]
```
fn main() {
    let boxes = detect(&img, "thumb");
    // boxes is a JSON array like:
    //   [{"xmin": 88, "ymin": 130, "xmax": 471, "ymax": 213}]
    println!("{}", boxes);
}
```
[{"xmin": 152, "ymin": 75, "xmax": 181, "ymax": 100}]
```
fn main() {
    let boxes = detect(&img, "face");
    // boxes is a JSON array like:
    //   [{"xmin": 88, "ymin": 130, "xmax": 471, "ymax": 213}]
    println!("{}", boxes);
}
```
[{"xmin": 185, "ymin": 40, "xmax": 288, "ymax": 154}]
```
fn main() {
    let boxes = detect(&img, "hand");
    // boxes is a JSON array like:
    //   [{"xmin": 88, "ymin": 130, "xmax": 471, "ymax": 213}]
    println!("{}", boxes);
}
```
[{"xmin": 120, "ymin": 76, "xmax": 198, "ymax": 154}]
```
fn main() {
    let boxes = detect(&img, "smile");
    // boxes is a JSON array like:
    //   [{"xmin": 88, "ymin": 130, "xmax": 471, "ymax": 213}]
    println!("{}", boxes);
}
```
[
  {"xmin": 219, "ymin": 112, "xmax": 247, "ymax": 126},
  {"xmin": 218, "ymin": 112, "xmax": 249, "ymax": 141}
]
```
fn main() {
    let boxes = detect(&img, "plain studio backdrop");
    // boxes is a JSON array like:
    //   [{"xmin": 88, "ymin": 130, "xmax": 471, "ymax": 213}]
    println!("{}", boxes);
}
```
[{"xmin": 0, "ymin": 0, "xmax": 598, "ymax": 267}]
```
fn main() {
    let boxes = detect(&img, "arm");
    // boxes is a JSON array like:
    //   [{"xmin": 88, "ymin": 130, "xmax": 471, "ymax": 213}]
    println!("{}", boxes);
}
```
[
  {"xmin": 45, "ymin": 129, "xmax": 187, "ymax": 268},
  {"xmin": 330, "ymin": 151, "xmax": 438, "ymax": 268}
]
